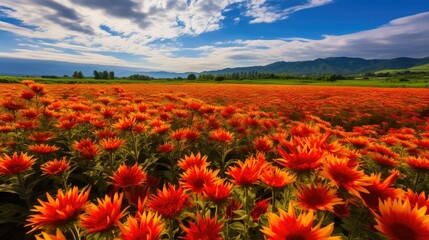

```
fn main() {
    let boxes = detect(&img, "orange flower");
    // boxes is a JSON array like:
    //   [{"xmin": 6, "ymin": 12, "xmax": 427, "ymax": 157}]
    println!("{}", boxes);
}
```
[
  {"xmin": 373, "ymin": 198, "xmax": 429, "ymax": 240},
  {"xmin": 404, "ymin": 189, "xmax": 429, "ymax": 214},
  {"xmin": 209, "ymin": 129, "xmax": 234, "ymax": 143},
  {"xmin": 404, "ymin": 156, "xmax": 429, "ymax": 171},
  {"xmin": 27, "ymin": 186, "xmax": 90, "ymax": 232},
  {"xmin": 180, "ymin": 213, "xmax": 223, "ymax": 240},
  {"xmin": 320, "ymin": 155, "xmax": 369, "ymax": 198},
  {"xmin": 20, "ymin": 90, "xmax": 36, "ymax": 100},
  {"xmin": 0, "ymin": 152, "xmax": 35, "ymax": 175},
  {"xmin": 80, "ymin": 193, "xmax": 126, "ymax": 233},
  {"xmin": 180, "ymin": 166, "xmax": 219, "ymax": 195},
  {"xmin": 253, "ymin": 136, "xmax": 274, "ymax": 152},
  {"xmin": 158, "ymin": 142, "xmax": 175, "ymax": 153},
  {"xmin": 113, "ymin": 117, "xmax": 136, "ymax": 131},
  {"xmin": 370, "ymin": 152, "xmax": 399, "ymax": 167},
  {"xmin": 119, "ymin": 211, "xmax": 165, "ymax": 240},
  {"xmin": 111, "ymin": 164, "xmax": 147, "ymax": 188},
  {"xmin": 148, "ymin": 184, "xmax": 189, "ymax": 218},
  {"xmin": 35, "ymin": 228, "xmax": 66, "ymax": 240},
  {"xmin": 261, "ymin": 203, "xmax": 340, "ymax": 240},
  {"xmin": 203, "ymin": 179, "xmax": 233, "ymax": 204},
  {"xmin": 177, "ymin": 153, "xmax": 209, "ymax": 171},
  {"xmin": 227, "ymin": 153, "xmax": 267, "ymax": 186},
  {"xmin": 260, "ymin": 166, "xmax": 295, "ymax": 189},
  {"xmin": 28, "ymin": 144, "xmax": 59, "ymax": 155},
  {"xmin": 1, "ymin": 98, "xmax": 26, "ymax": 111},
  {"xmin": 359, "ymin": 170, "xmax": 404, "ymax": 210},
  {"xmin": 73, "ymin": 138, "xmax": 99, "ymax": 159},
  {"xmin": 28, "ymin": 132, "xmax": 56, "ymax": 142},
  {"xmin": 41, "ymin": 157, "xmax": 70, "ymax": 175},
  {"xmin": 99, "ymin": 137, "xmax": 124, "ymax": 152},
  {"xmin": 276, "ymin": 138, "xmax": 327, "ymax": 172},
  {"xmin": 294, "ymin": 184, "xmax": 344, "ymax": 212}
]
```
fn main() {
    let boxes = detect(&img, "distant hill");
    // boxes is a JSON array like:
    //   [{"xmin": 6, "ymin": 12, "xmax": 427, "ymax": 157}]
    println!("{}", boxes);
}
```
[
  {"xmin": 376, "ymin": 63, "xmax": 429, "ymax": 74},
  {"xmin": 0, "ymin": 58, "xmax": 192, "ymax": 78},
  {"xmin": 201, "ymin": 57, "xmax": 429, "ymax": 75},
  {"xmin": 1, "ymin": 56, "xmax": 429, "ymax": 78}
]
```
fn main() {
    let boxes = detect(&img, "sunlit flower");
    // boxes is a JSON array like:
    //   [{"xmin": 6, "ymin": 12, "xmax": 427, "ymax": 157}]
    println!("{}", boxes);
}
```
[
  {"xmin": 373, "ymin": 198, "xmax": 429, "ymax": 240},
  {"xmin": 177, "ymin": 153, "xmax": 209, "ymax": 171},
  {"xmin": 113, "ymin": 117, "xmax": 136, "ymax": 131},
  {"xmin": 119, "ymin": 211, "xmax": 165, "ymax": 240},
  {"xmin": 227, "ymin": 153, "xmax": 267, "ymax": 186},
  {"xmin": 404, "ymin": 156, "xmax": 429, "ymax": 171},
  {"xmin": 180, "ymin": 166, "xmax": 219, "ymax": 195},
  {"xmin": 320, "ymin": 155, "xmax": 369, "ymax": 198},
  {"xmin": 294, "ymin": 184, "xmax": 344, "ymax": 212},
  {"xmin": 260, "ymin": 166, "xmax": 295, "ymax": 189},
  {"xmin": 0, "ymin": 152, "xmax": 36, "ymax": 175},
  {"xmin": 80, "ymin": 193, "xmax": 126, "ymax": 233},
  {"xmin": 99, "ymin": 137, "xmax": 124, "ymax": 152},
  {"xmin": 28, "ymin": 144, "xmax": 59, "ymax": 155},
  {"xmin": 261, "ymin": 203, "xmax": 340, "ymax": 240},
  {"xmin": 35, "ymin": 228, "xmax": 66, "ymax": 240},
  {"xmin": 148, "ymin": 184, "xmax": 189, "ymax": 218},
  {"xmin": 209, "ymin": 129, "xmax": 234, "ymax": 143},
  {"xmin": 27, "ymin": 186, "xmax": 90, "ymax": 232},
  {"xmin": 41, "ymin": 157, "xmax": 70, "ymax": 175},
  {"xmin": 180, "ymin": 213, "xmax": 223, "ymax": 240},
  {"xmin": 111, "ymin": 164, "xmax": 147, "ymax": 188},
  {"xmin": 203, "ymin": 179, "xmax": 233, "ymax": 204},
  {"xmin": 404, "ymin": 189, "xmax": 429, "ymax": 214},
  {"xmin": 276, "ymin": 138, "xmax": 327, "ymax": 172},
  {"xmin": 253, "ymin": 136, "xmax": 274, "ymax": 152}
]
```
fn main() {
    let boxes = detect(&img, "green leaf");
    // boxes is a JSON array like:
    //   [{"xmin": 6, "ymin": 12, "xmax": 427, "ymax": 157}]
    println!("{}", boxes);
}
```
[
  {"xmin": 0, "ymin": 184, "xmax": 18, "ymax": 194},
  {"xmin": 0, "ymin": 203, "xmax": 28, "ymax": 224}
]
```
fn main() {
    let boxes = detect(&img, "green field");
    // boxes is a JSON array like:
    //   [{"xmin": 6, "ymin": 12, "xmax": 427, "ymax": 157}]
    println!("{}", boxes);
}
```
[{"xmin": 1, "ymin": 75, "xmax": 429, "ymax": 87}]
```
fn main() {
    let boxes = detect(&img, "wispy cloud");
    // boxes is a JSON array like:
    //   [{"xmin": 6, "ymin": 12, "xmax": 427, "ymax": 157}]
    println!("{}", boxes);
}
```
[{"xmin": 246, "ymin": 0, "xmax": 334, "ymax": 23}]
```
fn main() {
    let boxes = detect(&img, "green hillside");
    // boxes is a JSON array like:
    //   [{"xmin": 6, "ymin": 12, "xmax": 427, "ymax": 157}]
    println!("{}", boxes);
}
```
[{"xmin": 376, "ymin": 63, "xmax": 429, "ymax": 73}]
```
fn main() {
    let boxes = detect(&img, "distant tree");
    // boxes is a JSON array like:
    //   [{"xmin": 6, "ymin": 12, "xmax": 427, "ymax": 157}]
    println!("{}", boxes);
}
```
[
  {"xmin": 72, "ymin": 71, "xmax": 78, "ymax": 79},
  {"xmin": 102, "ymin": 71, "xmax": 108, "ymax": 79},
  {"xmin": 187, "ymin": 73, "xmax": 197, "ymax": 80},
  {"xmin": 93, "ymin": 70, "xmax": 100, "ymax": 79},
  {"xmin": 63, "ymin": 75, "xmax": 69, "ymax": 78},
  {"xmin": 78, "ymin": 71, "xmax": 84, "ymax": 79},
  {"xmin": 215, "ymin": 76, "xmax": 225, "ymax": 83},
  {"xmin": 108, "ymin": 71, "xmax": 115, "ymax": 80}
]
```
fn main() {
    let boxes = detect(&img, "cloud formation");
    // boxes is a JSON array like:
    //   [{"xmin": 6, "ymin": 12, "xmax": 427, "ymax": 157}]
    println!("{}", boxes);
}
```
[{"xmin": 0, "ymin": 0, "xmax": 428, "ymax": 72}]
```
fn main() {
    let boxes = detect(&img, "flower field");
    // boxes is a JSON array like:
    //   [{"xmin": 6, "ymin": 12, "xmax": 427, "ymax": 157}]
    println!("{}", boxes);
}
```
[{"xmin": 1, "ymin": 81, "xmax": 429, "ymax": 240}]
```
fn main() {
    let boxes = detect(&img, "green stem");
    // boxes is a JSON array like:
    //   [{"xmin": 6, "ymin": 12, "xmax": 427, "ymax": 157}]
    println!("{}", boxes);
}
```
[
  {"xmin": 68, "ymin": 224, "xmax": 81, "ymax": 240},
  {"xmin": 244, "ymin": 186, "xmax": 250, "ymax": 240},
  {"xmin": 130, "ymin": 130, "xmax": 139, "ymax": 163},
  {"xmin": 413, "ymin": 170, "xmax": 420, "ymax": 191},
  {"xmin": 17, "ymin": 173, "xmax": 30, "ymax": 207},
  {"xmin": 169, "ymin": 218, "xmax": 174, "ymax": 240},
  {"xmin": 271, "ymin": 188, "xmax": 276, "ymax": 212}
]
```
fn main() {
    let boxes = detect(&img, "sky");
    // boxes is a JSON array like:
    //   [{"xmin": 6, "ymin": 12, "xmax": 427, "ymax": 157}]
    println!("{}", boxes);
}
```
[{"xmin": 0, "ymin": 0, "xmax": 428, "ymax": 72}]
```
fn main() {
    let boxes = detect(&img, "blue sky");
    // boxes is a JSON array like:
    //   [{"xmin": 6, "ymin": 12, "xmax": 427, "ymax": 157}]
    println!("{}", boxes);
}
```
[{"xmin": 0, "ymin": 0, "xmax": 428, "ymax": 72}]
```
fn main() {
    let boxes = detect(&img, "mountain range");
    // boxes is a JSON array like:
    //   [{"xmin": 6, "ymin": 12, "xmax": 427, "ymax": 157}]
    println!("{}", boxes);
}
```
[{"xmin": 1, "ymin": 56, "xmax": 429, "ymax": 78}]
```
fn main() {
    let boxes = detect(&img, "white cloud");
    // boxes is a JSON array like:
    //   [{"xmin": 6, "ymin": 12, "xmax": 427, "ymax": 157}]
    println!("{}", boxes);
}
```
[{"xmin": 246, "ymin": 0, "xmax": 334, "ymax": 23}]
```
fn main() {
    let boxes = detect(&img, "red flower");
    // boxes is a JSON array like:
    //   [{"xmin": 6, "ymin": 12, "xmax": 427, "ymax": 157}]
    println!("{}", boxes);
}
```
[
  {"xmin": 119, "ymin": 211, "xmax": 165, "ymax": 240},
  {"xmin": 209, "ymin": 129, "xmax": 234, "ymax": 143},
  {"xmin": 0, "ymin": 152, "xmax": 36, "ymax": 175},
  {"xmin": 260, "ymin": 166, "xmax": 295, "ymax": 189},
  {"xmin": 178, "ymin": 153, "xmax": 209, "ymax": 171},
  {"xmin": 180, "ymin": 166, "xmax": 219, "ymax": 195},
  {"xmin": 73, "ymin": 138, "xmax": 99, "ymax": 159},
  {"xmin": 158, "ymin": 142, "xmax": 175, "ymax": 153},
  {"xmin": 253, "ymin": 136, "xmax": 274, "ymax": 152},
  {"xmin": 227, "ymin": 153, "xmax": 267, "ymax": 186},
  {"xmin": 203, "ymin": 179, "xmax": 233, "ymax": 204},
  {"xmin": 80, "ymin": 193, "xmax": 126, "ymax": 233},
  {"xmin": 261, "ymin": 203, "xmax": 340, "ymax": 240},
  {"xmin": 28, "ymin": 132, "xmax": 56, "ymax": 142},
  {"xmin": 41, "ymin": 157, "xmax": 70, "ymax": 175},
  {"xmin": 27, "ymin": 186, "xmax": 90, "ymax": 232},
  {"xmin": 294, "ymin": 184, "xmax": 344, "ymax": 212},
  {"xmin": 180, "ymin": 213, "xmax": 223, "ymax": 240},
  {"xmin": 111, "ymin": 164, "xmax": 147, "ymax": 188},
  {"xmin": 148, "ymin": 184, "xmax": 189, "ymax": 218},
  {"xmin": 28, "ymin": 144, "xmax": 59, "ymax": 155},
  {"xmin": 251, "ymin": 199, "xmax": 270, "ymax": 222},
  {"xmin": 99, "ymin": 137, "xmax": 124, "ymax": 152}
]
